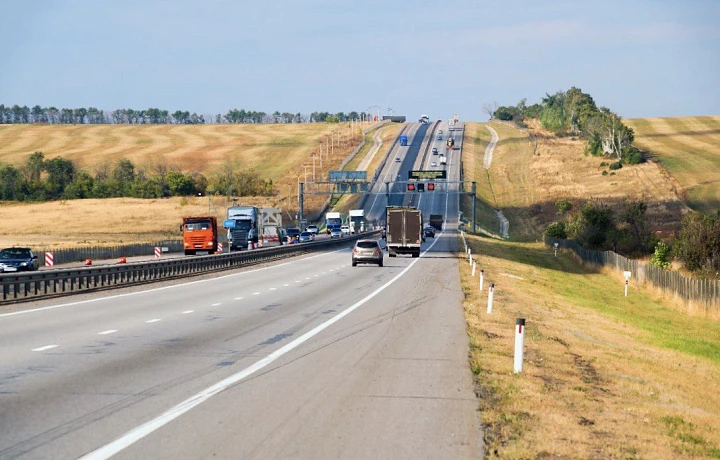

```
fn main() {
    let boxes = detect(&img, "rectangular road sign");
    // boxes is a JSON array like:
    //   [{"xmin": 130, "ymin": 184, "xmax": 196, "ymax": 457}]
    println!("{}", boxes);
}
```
[
  {"xmin": 408, "ymin": 170, "xmax": 447, "ymax": 180},
  {"xmin": 328, "ymin": 170, "xmax": 367, "ymax": 182}
]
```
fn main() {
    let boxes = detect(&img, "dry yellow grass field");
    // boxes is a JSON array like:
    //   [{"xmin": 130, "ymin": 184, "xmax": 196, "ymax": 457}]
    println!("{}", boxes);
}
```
[
  {"xmin": 460, "ymin": 234, "xmax": 720, "ymax": 458},
  {"xmin": 0, "ymin": 122, "xmax": 379, "ymax": 247},
  {"xmin": 475, "ymin": 120, "xmax": 689, "ymax": 239},
  {"xmin": 0, "ymin": 196, "xmax": 277, "ymax": 248},
  {"xmin": 625, "ymin": 116, "xmax": 720, "ymax": 215},
  {"xmin": 459, "ymin": 123, "xmax": 498, "ymax": 235}
]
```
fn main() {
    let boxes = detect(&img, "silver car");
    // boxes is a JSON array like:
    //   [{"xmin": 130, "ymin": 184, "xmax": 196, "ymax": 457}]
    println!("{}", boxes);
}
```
[{"xmin": 352, "ymin": 239, "xmax": 383, "ymax": 267}]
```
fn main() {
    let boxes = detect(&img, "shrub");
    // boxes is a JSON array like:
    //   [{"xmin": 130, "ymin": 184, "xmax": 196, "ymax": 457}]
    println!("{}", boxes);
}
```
[
  {"xmin": 545, "ymin": 221, "xmax": 567, "ymax": 239},
  {"xmin": 555, "ymin": 199, "xmax": 572, "ymax": 215},
  {"xmin": 602, "ymin": 171, "xmax": 608, "ymax": 176},
  {"xmin": 650, "ymin": 242, "xmax": 671, "ymax": 269},
  {"xmin": 622, "ymin": 146, "xmax": 646, "ymax": 165},
  {"xmin": 609, "ymin": 161, "xmax": 623, "ymax": 170},
  {"xmin": 600, "ymin": 162, "xmax": 608, "ymax": 167}
]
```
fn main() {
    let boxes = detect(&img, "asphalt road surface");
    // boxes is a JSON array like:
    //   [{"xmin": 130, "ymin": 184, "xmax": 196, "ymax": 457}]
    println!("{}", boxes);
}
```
[{"xmin": 0, "ymin": 119, "xmax": 482, "ymax": 459}]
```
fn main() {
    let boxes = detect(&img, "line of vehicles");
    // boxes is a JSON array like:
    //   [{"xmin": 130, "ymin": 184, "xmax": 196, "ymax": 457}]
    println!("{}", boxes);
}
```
[{"xmin": 180, "ymin": 207, "xmax": 373, "ymax": 255}]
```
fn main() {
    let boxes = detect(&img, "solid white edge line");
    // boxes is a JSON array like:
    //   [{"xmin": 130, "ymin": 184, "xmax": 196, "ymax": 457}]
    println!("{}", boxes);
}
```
[
  {"xmin": 31, "ymin": 344, "xmax": 58, "ymax": 352},
  {"xmin": 0, "ymin": 248, "xmax": 347, "ymax": 319},
  {"xmin": 80, "ymin": 232, "xmax": 444, "ymax": 460}
]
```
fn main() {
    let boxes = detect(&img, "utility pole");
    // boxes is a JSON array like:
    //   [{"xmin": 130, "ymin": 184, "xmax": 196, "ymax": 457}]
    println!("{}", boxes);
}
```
[
  {"xmin": 312, "ymin": 153, "xmax": 316, "ymax": 181},
  {"xmin": 303, "ymin": 165, "xmax": 308, "ymax": 183}
]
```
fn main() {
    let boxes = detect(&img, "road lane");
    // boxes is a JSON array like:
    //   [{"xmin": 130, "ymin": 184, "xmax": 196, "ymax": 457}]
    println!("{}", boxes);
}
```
[{"xmin": 1, "ymin": 119, "xmax": 481, "ymax": 459}]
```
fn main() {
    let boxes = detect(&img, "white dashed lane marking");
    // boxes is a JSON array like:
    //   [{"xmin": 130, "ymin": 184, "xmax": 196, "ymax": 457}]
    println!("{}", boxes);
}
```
[
  {"xmin": 252, "ymin": 292, "xmax": 260, "ymax": 296},
  {"xmin": 98, "ymin": 330, "xmax": 117, "ymax": 335},
  {"xmin": 269, "ymin": 288, "xmax": 277, "ymax": 291},
  {"xmin": 146, "ymin": 319, "xmax": 161, "ymax": 323},
  {"xmin": 182, "ymin": 310, "xmax": 194, "ymax": 314},
  {"xmin": 32, "ymin": 345, "xmax": 58, "ymax": 352}
]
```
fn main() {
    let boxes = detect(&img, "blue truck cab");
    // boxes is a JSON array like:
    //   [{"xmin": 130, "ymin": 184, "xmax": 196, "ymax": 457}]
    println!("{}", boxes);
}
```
[{"xmin": 399, "ymin": 135, "xmax": 408, "ymax": 146}]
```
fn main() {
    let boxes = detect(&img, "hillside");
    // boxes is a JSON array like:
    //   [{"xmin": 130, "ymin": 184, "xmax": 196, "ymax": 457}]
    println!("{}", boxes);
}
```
[
  {"xmin": 625, "ymin": 116, "xmax": 720, "ymax": 216},
  {"xmin": 464, "ymin": 120, "xmax": 689, "ymax": 240},
  {"xmin": 0, "ymin": 122, "xmax": 387, "ymax": 248}
]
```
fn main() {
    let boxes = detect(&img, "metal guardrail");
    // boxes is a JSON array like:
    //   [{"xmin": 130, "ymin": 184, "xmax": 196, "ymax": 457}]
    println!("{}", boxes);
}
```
[{"xmin": 1, "ymin": 232, "xmax": 379, "ymax": 303}]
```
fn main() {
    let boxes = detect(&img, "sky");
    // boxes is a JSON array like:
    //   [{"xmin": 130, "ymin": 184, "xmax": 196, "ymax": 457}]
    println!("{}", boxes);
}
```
[{"xmin": 1, "ymin": 0, "xmax": 718, "ymax": 121}]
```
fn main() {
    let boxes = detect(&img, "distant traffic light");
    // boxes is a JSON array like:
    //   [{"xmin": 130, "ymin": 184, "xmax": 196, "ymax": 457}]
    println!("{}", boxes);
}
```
[
  {"xmin": 418, "ymin": 183, "xmax": 425, "ymax": 192},
  {"xmin": 407, "ymin": 183, "xmax": 415, "ymax": 191},
  {"xmin": 428, "ymin": 183, "xmax": 435, "ymax": 191}
]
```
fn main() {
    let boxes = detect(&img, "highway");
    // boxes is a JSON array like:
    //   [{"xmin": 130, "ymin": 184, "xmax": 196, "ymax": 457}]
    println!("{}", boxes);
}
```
[{"xmin": 0, "ymin": 118, "xmax": 482, "ymax": 459}]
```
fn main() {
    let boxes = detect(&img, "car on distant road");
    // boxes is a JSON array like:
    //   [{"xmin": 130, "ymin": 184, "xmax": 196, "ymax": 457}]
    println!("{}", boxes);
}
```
[
  {"xmin": 423, "ymin": 226, "xmax": 436, "ymax": 238},
  {"xmin": 299, "ymin": 231, "xmax": 314, "ymax": 243},
  {"xmin": 430, "ymin": 162, "xmax": 437, "ymax": 167},
  {"xmin": 395, "ymin": 157, "xmax": 401, "ymax": 162},
  {"xmin": 305, "ymin": 225, "xmax": 319, "ymax": 235},
  {"xmin": 340, "ymin": 225, "xmax": 350, "ymax": 235},
  {"xmin": 286, "ymin": 227, "xmax": 301, "ymax": 243},
  {"xmin": 351, "ymin": 239, "xmax": 383, "ymax": 267},
  {"xmin": 438, "ymin": 129, "xmax": 443, "ymax": 134},
  {"xmin": 330, "ymin": 228, "xmax": 343, "ymax": 238},
  {"xmin": 436, "ymin": 135, "xmax": 442, "ymax": 140},
  {"xmin": 432, "ymin": 147, "xmax": 438, "ymax": 154},
  {"xmin": 0, "ymin": 247, "xmax": 39, "ymax": 272}
]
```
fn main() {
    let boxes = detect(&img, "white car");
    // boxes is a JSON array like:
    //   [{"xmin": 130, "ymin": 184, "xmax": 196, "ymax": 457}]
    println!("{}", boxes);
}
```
[
  {"xmin": 340, "ymin": 225, "xmax": 350, "ymax": 235},
  {"xmin": 438, "ymin": 130, "xmax": 443, "ymax": 134},
  {"xmin": 305, "ymin": 225, "xmax": 319, "ymax": 235},
  {"xmin": 430, "ymin": 162, "xmax": 437, "ymax": 167}
]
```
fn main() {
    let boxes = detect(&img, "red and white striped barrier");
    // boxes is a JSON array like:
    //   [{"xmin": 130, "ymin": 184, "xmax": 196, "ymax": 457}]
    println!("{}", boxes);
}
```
[
  {"xmin": 154, "ymin": 247, "xmax": 161, "ymax": 258},
  {"xmin": 514, "ymin": 318, "xmax": 525, "ymax": 374},
  {"xmin": 247, "ymin": 242, "xmax": 256, "ymax": 250},
  {"xmin": 44, "ymin": 252, "xmax": 54, "ymax": 267},
  {"xmin": 217, "ymin": 242, "xmax": 223, "ymax": 253}
]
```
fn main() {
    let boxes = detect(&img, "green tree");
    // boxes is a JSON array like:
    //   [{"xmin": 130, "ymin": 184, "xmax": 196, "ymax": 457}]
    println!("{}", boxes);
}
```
[
  {"xmin": 43, "ymin": 157, "xmax": 76, "ymax": 198},
  {"xmin": 545, "ymin": 221, "xmax": 567, "ymax": 239},
  {"xmin": 568, "ymin": 201, "xmax": 614, "ymax": 249},
  {"xmin": 166, "ymin": 171, "xmax": 196, "ymax": 196},
  {"xmin": 618, "ymin": 200, "xmax": 650, "ymax": 252},
  {"xmin": 673, "ymin": 212, "xmax": 720, "ymax": 275}
]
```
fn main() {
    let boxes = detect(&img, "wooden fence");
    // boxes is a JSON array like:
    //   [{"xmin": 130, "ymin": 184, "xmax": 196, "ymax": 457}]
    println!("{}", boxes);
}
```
[{"xmin": 545, "ymin": 236, "xmax": 719, "ymax": 313}]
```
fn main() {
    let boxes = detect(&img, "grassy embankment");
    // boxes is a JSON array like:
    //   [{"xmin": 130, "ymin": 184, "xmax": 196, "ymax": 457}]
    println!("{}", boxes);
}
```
[
  {"xmin": 0, "ymin": 123, "xmax": 376, "ymax": 247},
  {"xmin": 461, "ymin": 123, "xmax": 511, "ymax": 237},
  {"xmin": 625, "ymin": 116, "xmax": 720, "ymax": 216},
  {"xmin": 459, "ymin": 234, "xmax": 720, "ymax": 458},
  {"xmin": 463, "ymin": 120, "xmax": 689, "ymax": 241}
]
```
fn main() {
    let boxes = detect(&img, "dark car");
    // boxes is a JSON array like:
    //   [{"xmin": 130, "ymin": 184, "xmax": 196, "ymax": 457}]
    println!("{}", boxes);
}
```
[
  {"xmin": 423, "ymin": 226, "xmax": 435, "ymax": 238},
  {"xmin": 352, "ymin": 239, "xmax": 383, "ymax": 267},
  {"xmin": 299, "ymin": 231, "xmax": 314, "ymax": 243},
  {"xmin": 286, "ymin": 227, "xmax": 301, "ymax": 243},
  {"xmin": 0, "ymin": 247, "xmax": 39, "ymax": 272}
]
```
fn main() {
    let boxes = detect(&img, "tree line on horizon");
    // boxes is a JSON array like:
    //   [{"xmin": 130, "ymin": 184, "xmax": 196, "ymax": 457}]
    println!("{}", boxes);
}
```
[
  {"xmin": 488, "ymin": 87, "xmax": 644, "ymax": 166},
  {"xmin": 0, "ymin": 104, "xmax": 374, "ymax": 125},
  {"xmin": 0, "ymin": 152, "xmax": 274, "ymax": 202}
]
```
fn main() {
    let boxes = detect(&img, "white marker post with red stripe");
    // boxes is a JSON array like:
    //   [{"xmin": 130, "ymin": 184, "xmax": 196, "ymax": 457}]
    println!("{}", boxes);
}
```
[
  {"xmin": 471, "ymin": 261, "xmax": 476, "ymax": 276},
  {"xmin": 44, "ymin": 252, "xmax": 54, "ymax": 267},
  {"xmin": 514, "ymin": 318, "xmax": 525, "ymax": 374},
  {"xmin": 480, "ymin": 269, "xmax": 484, "ymax": 291},
  {"xmin": 624, "ymin": 271, "xmax": 631, "ymax": 297},
  {"xmin": 487, "ymin": 283, "xmax": 494, "ymax": 314},
  {"xmin": 154, "ymin": 247, "xmax": 161, "ymax": 258}
]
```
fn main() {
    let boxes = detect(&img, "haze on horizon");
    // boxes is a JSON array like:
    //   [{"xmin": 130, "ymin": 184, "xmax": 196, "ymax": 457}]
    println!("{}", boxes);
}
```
[{"xmin": 1, "ymin": 0, "xmax": 718, "ymax": 121}]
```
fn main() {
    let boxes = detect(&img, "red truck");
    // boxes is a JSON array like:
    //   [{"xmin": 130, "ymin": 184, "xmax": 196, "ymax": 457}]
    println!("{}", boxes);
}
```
[{"xmin": 182, "ymin": 216, "xmax": 218, "ymax": 255}]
